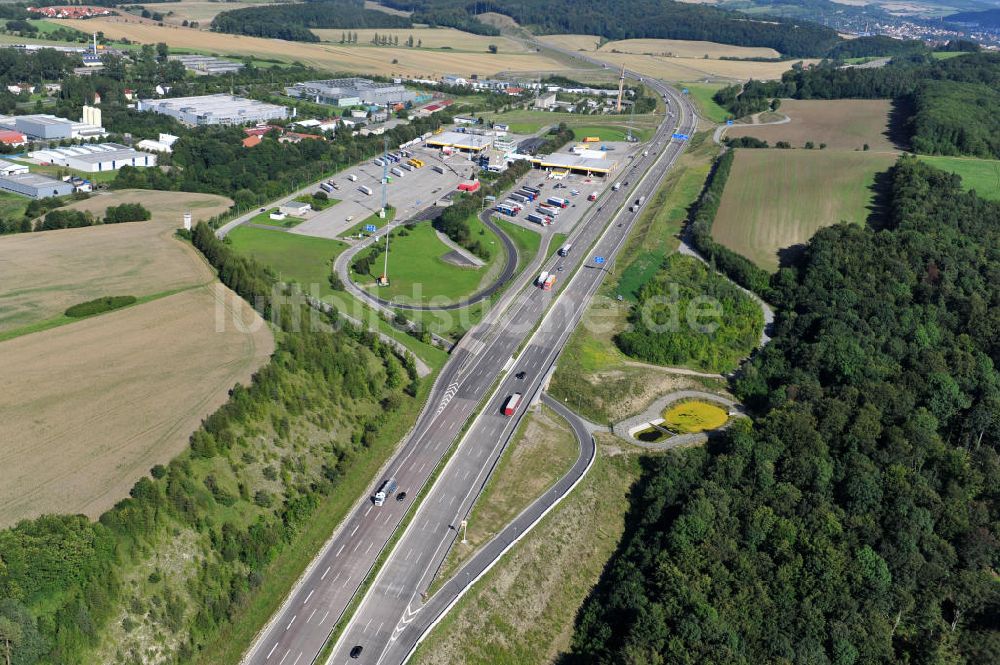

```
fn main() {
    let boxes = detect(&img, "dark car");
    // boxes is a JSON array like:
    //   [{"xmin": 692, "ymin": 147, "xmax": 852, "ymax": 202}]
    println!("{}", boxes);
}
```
[
  {"xmin": 515, "ymin": 371, "xmax": 526, "ymax": 379},
  {"xmin": 396, "ymin": 491, "xmax": 407, "ymax": 502},
  {"xmin": 351, "ymin": 645, "xmax": 363, "ymax": 659}
]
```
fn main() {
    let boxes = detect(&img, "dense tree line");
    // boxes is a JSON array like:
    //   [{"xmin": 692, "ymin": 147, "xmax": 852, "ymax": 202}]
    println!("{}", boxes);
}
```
[
  {"xmin": 104, "ymin": 203, "xmax": 151, "ymax": 224},
  {"xmin": 826, "ymin": 35, "xmax": 927, "ymax": 59},
  {"xmin": 211, "ymin": 0, "xmax": 412, "ymax": 42},
  {"xmin": 381, "ymin": 0, "xmax": 841, "ymax": 56},
  {"xmin": 567, "ymin": 156, "xmax": 1000, "ymax": 664},
  {"xmin": 615, "ymin": 254, "xmax": 762, "ymax": 373},
  {"xmin": 64, "ymin": 295, "xmax": 137, "ymax": 318},
  {"xmin": 687, "ymin": 149, "xmax": 774, "ymax": 297},
  {"xmin": 910, "ymin": 80, "xmax": 1000, "ymax": 158},
  {"xmin": 0, "ymin": 220, "xmax": 420, "ymax": 663}
]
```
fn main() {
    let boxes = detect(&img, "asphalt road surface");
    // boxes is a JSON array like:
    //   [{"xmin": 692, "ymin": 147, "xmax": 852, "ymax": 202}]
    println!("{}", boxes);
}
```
[{"xmin": 243, "ymin": 60, "xmax": 697, "ymax": 665}]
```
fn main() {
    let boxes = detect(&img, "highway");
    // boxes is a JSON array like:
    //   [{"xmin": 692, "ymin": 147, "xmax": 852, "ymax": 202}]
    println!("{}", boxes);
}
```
[{"xmin": 242, "ymin": 55, "xmax": 697, "ymax": 665}]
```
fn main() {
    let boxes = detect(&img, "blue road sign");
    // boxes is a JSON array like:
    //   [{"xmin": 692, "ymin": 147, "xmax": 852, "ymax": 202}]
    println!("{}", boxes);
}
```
[
  {"xmin": 364, "ymin": 224, "xmax": 377, "ymax": 232},
  {"xmin": 682, "ymin": 88, "xmax": 689, "ymax": 94},
  {"xmin": 594, "ymin": 256, "xmax": 606, "ymax": 265},
  {"xmin": 672, "ymin": 133, "xmax": 689, "ymax": 140},
  {"xmin": 726, "ymin": 120, "xmax": 734, "ymax": 126}
]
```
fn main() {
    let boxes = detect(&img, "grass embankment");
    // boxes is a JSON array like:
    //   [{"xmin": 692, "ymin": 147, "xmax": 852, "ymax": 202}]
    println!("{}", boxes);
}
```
[
  {"xmin": 432, "ymin": 404, "xmax": 579, "ymax": 587},
  {"xmin": 247, "ymin": 209, "xmax": 304, "ymax": 229},
  {"xmin": 356, "ymin": 220, "xmax": 501, "ymax": 304},
  {"xmin": 493, "ymin": 217, "xmax": 542, "ymax": 269},
  {"xmin": 226, "ymin": 225, "xmax": 448, "ymax": 368},
  {"xmin": 412, "ymin": 441, "xmax": 644, "ymax": 665},
  {"xmin": 712, "ymin": 149, "xmax": 895, "ymax": 271},
  {"xmin": 481, "ymin": 109, "xmax": 659, "ymax": 143},
  {"xmin": 193, "ymin": 373, "xmax": 439, "ymax": 665},
  {"xmin": 682, "ymin": 82, "xmax": 731, "ymax": 123},
  {"xmin": 918, "ymin": 155, "xmax": 1000, "ymax": 201}
]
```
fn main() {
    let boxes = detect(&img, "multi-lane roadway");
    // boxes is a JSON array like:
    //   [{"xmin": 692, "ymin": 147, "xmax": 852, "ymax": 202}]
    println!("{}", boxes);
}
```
[{"xmin": 242, "ymin": 60, "xmax": 697, "ymax": 665}]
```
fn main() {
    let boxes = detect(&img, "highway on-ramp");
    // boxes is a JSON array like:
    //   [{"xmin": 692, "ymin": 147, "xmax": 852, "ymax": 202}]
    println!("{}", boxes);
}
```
[{"xmin": 242, "ymin": 60, "xmax": 697, "ymax": 665}]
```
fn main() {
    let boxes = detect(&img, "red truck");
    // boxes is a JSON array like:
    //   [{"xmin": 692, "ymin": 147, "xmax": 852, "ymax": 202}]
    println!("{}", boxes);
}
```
[{"xmin": 503, "ymin": 393, "xmax": 522, "ymax": 416}]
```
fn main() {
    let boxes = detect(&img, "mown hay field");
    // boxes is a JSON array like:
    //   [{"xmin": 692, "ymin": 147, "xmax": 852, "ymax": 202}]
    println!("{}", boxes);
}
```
[
  {"xmin": 57, "ymin": 18, "xmax": 566, "ymax": 77},
  {"xmin": 0, "ymin": 190, "xmax": 231, "ymax": 334},
  {"xmin": 725, "ymin": 99, "xmax": 898, "ymax": 151},
  {"xmin": 0, "ymin": 285, "xmax": 273, "ymax": 526},
  {"xmin": 0, "ymin": 189, "xmax": 274, "ymax": 526},
  {"xmin": 312, "ymin": 28, "xmax": 531, "ymax": 53},
  {"xmin": 713, "ymin": 149, "xmax": 896, "ymax": 271},
  {"xmin": 543, "ymin": 34, "xmax": 781, "ymax": 59}
]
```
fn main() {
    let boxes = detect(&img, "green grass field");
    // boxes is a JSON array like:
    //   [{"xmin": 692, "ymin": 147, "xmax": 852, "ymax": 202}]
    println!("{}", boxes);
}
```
[
  {"xmin": 493, "ymin": 218, "xmax": 542, "ymax": 268},
  {"xmin": 342, "ymin": 208, "xmax": 394, "ymax": 238},
  {"xmin": 483, "ymin": 109, "xmax": 659, "ymax": 143},
  {"xmin": 919, "ymin": 155, "xmax": 1000, "ymax": 201},
  {"xmin": 247, "ymin": 209, "xmax": 305, "ymax": 229},
  {"xmin": 713, "ymin": 149, "xmax": 896, "ymax": 271},
  {"xmin": 0, "ymin": 191, "xmax": 28, "ymax": 220},
  {"xmin": 682, "ymin": 82, "xmax": 730, "ymax": 123},
  {"xmin": 356, "ymin": 221, "xmax": 499, "ymax": 303}
]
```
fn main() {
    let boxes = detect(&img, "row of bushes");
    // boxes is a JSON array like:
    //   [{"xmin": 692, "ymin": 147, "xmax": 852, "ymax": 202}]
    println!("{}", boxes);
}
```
[
  {"xmin": 37, "ymin": 203, "xmax": 152, "ymax": 231},
  {"xmin": 64, "ymin": 295, "xmax": 137, "ymax": 318},
  {"xmin": 687, "ymin": 149, "xmax": 774, "ymax": 298}
]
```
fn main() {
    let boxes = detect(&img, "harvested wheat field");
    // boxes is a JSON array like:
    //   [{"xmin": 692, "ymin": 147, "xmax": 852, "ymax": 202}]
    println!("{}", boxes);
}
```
[
  {"xmin": 593, "ymin": 50, "xmax": 815, "ymax": 82},
  {"xmin": 0, "ymin": 190, "xmax": 231, "ymax": 334},
  {"xmin": 725, "ymin": 99, "xmax": 899, "ymax": 151},
  {"xmin": 0, "ymin": 285, "xmax": 273, "ymax": 526},
  {"xmin": 542, "ymin": 34, "xmax": 780, "ymax": 59},
  {"xmin": 57, "ymin": 18, "xmax": 565, "ymax": 77},
  {"xmin": 161, "ymin": 0, "xmax": 278, "ymax": 26},
  {"xmin": 312, "ymin": 28, "xmax": 531, "ymax": 53}
]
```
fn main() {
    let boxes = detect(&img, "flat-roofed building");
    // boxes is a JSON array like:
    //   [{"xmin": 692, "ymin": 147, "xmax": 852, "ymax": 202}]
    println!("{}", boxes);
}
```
[
  {"xmin": 137, "ymin": 94, "xmax": 288, "ymax": 126},
  {"xmin": 0, "ymin": 159, "xmax": 28, "ymax": 176},
  {"xmin": 528, "ymin": 151, "xmax": 618, "ymax": 176},
  {"xmin": 29, "ymin": 143, "xmax": 157, "ymax": 173},
  {"xmin": 0, "ymin": 172, "xmax": 74, "ymax": 198},
  {"xmin": 425, "ymin": 130, "xmax": 492, "ymax": 153},
  {"xmin": 285, "ymin": 78, "xmax": 416, "ymax": 107}
]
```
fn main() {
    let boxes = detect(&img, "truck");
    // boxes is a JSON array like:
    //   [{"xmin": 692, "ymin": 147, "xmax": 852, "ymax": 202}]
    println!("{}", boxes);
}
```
[
  {"xmin": 642, "ymin": 150, "xmax": 649, "ymax": 157},
  {"xmin": 374, "ymin": 158, "xmax": 385, "ymax": 167},
  {"xmin": 536, "ymin": 270, "xmax": 549, "ymax": 286},
  {"xmin": 587, "ymin": 191, "xmax": 599, "ymax": 202},
  {"xmin": 373, "ymin": 478, "xmax": 398, "ymax": 506},
  {"xmin": 558, "ymin": 243, "xmax": 573, "ymax": 257},
  {"xmin": 612, "ymin": 182, "xmax": 622, "ymax": 191},
  {"xmin": 390, "ymin": 166, "xmax": 404, "ymax": 177},
  {"xmin": 522, "ymin": 185, "xmax": 541, "ymax": 196},
  {"xmin": 503, "ymin": 393, "xmax": 522, "ymax": 417},
  {"xmin": 543, "ymin": 274, "xmax": 557, "ymax": 291},
  {"xmin": 347, "ymin": 174, "xmax": 358, "ymax": 182},
  {"xmin": 526, "ymin": 212, "xmax": 546, "ymax": 225},
  {"xmin": 546, "ymin": 196, "xmax": 569, "ymax": 208},
  {"xmin": 400, "ymin": 162, "xmax": 414, "ymax": 172},
  {"xmin": 432, "ymin": 165, "xmax": 445, "ymax": 174},
  {"xmin": 319, "ymin": 182, "xmax": 334, "ymax": 193},
  {"xmin": 516, "ymin": 189, "xmax": 537, "ymax": 201},
  {"xmin": 496, "ymin": 203, "xmax": 518, "ymax": 216},
  {"xmin": 407, "ymin": 158, "xmax": 424, "ymax": 168},
  {"xmin": 537, "ymin": 203, "xmax": 559, "ymax": 216},
  {"xmin": 509, "ymin": 192, "xmax": 528, "ymax": 204},
  {"xmin": 359, "ymin": 185, "xmax": 373, "ymax": 196}
]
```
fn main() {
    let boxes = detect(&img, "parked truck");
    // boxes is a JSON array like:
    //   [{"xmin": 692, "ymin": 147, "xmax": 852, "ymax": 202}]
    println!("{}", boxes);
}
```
[
  {"xmin": 516, "ymin": 189, "xmax": 537, "ymax": 201},
  {"xmin": 526, "ymin": 213, "xmax": 547, "ymax": 225},
  {"xmin": 546, "ymin": 196, "xmax": 569, "ymax": 208},
  {"xmin": 509, "ymin": 192, "xmax": 528, "ymax": 204},
  {"xmin": 537, "ymin": 203, "xmax": 560, "ymax": 216},
  {"xmin": 390, "ymin": 166, "xmax": 404, "ymax": 177},
  {"xmin": 347, "ymin": 174, "xmax": 358, "ymax": 182},
  {"xmin": 496, "ymin": 203, "xmax": 518, "ymax": 216},
  {"xmin": 319, "ymin": 182, "xmax": 334, "ymax": 193},
  {"xmin": 359, "ymin": 185, "xmax": 373, "ymax": 196},
  {"xmin": 522, "ymin": 185, "xmax": 541, "ymax": 196},
  {"xmin": 373, "ymin": 478, "xmax": 398, "ymax": 506},
  {"xmin": 503, "ymin": 393, "xmax": 522, "ymax": 417},
  {"xmin": 432, "ymin": 165, "xmax": 445, "ymax": 174},
  {"xmin": 374, "ymin": 158, "xmax": 385, "ymax": 167}
]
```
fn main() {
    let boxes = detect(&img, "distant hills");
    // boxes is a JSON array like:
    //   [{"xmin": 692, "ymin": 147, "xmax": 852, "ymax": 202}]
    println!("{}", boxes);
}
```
[{"xmin": 946, "ymin": 8, "xmax": 1000, "ymax": 28}]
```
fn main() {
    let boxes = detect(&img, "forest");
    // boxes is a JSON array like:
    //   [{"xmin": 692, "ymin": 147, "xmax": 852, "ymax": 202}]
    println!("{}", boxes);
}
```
[
  {"xmin": 615, "ymin": 254, "xmax": 762, "ymax": 374},
  {"xmin": 379, "ymin": 0, "xmax": 841, "ymax": 56},
  {"xmin": 0, "ymin": 222, "xmax": 422, "ymax": 663},
  {"xmin": 211, "ymin": 0, "xmax": 412, "ymax": 41},
  {"xmin": 566, "ymin": 157, "xmax": 1000, "ymax": 664},
  {"xmin": 713, "ymin": 51, "xmax": 1000, "ymax": 157}
]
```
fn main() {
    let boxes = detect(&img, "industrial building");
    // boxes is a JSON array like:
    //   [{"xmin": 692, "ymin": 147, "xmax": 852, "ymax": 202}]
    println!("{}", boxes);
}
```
[
  {"xmin": 0, "ymin": 159, "xmax": 28, "ymax": 176},
  {"xmin": 285, "ymin": 78, "xmax": 416, "ymax": 107},
  {"xmin": 136, "ymin": 133, "xmax": 179, "ymax": 153},
  {"xmin": 169, "ymin": 54, "xmax": 243, "ymax": 75},
  {"xmin": 0, "ymin": 108, "xmax": 106, "ymax": 140},
  {"xmin": 29, "ymin": 143, "xmax": 157, "ymax": 173},
  {"xmin": 528, "ymin": 152, "xmax": 618, "ymax": 176},
  {"xmin": 0, "ymin": 172, "xmax": 74, "ymax": 198},
  {"xmin": 137, "ymin": 94, "xmax": 289, "ymax": 126},
  {"xmin": 425, "ymin": 131, "xmax": 493, "ymax": 153},
  {"xmin": 534, "ymin": 92, "xmax": 557, "ymax": 110}
]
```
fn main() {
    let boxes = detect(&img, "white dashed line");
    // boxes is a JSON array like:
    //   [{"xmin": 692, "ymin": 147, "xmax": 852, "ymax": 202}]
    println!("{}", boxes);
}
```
[
  {"xmin": 303, "ymin": 589, "xmax": 314, "ymax": 605},
  {"xmin": 267, "ymin": 642, "xmax": 278, "ymax": 659},
  {"xmin": 286, "ymin": 616, "xmax": 296, "ymax": 631}
]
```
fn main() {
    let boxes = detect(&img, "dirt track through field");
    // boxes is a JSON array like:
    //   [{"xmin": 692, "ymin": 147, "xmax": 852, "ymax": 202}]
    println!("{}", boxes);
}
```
[
  {"xmin": 0, "ymin": 285, "xmax": 273, "ymax": 526},
  {"xmin": 725, "ymin": 99, "xmax": 898, "ymax": 151}
]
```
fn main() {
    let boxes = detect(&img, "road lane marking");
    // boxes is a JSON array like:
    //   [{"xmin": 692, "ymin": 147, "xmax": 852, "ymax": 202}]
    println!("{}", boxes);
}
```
[
  {"xmin": 286, "ymin": 615, "xmax": 296, "ymax": 631},
  {"xmin": 292, "ymin": 653, "xmax": 302, "ymax": 665},
  {"xmin": 366, "ymin": 541, "xmax": 373, "ymax": 554},
  {"xmin": 303, "ymin": 589, "xmax": 314, "ymax": 605},
  {"xmin": 384, "ymin": 512, "xmax": 391, "ymax": 524},
  {"xmin": 343, "ymin": 575, "xmax": 351, "ymax": 588},
  {"xmin": 278, "ymin": 650, "xmax": 289, "ymax": 664},
  {"xmin": 267, "ymin": 642, "xmax": 278, "ymax": 659},
  {"xmin": 321, "ymin": 566, "xmax": 330, "ymax": 580},
  {"xmin": 350, "ymin": 524, "xmax": 359, "ymax": 537},
  {"xmin": 406, "ymin": 547, "xmax": 413, "ymax": 561},
  {"xmin": 320, "ymin": 611, "xmax": 330, "ymax": 625},
  {"xmin": 365, "ymin": 505, "xmax": 372, "ymax": 517},
  {"xmin": 307, "ymin": 609, "xmax": 316, "ymax": 623},
  {"xmin": 336, "ymin": 544, "xmax": 345, "ymax": 557}
]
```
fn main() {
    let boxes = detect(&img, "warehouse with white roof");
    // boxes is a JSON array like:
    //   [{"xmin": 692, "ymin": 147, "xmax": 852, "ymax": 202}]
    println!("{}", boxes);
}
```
[
  {"xmin": 137, "ymin": 94, "xmax": 288, "ymax": 126},
  {"xmin": 29, "ymin": 143, "xmax": 157, "ymax": 173}
]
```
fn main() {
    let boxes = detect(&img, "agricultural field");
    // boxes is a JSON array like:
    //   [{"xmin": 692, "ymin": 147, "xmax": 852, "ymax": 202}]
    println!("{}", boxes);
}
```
[
  {"xmin": 919, "ymin": 155, "xmax": 1000, "ymax": 201},
  {"xmin": 713, "ymin": 149, "xmax": 896, "ymax": 271},
  {"xmin": 158, "ymin": 0, "xmax": 280, "ymax": 26},
  {"xmin": 312, "ymin": 28, "xmax": 531, "ymax": 53},
  {"xmin": 725, "ymin": 99, "xmax": 899, "ymax": 151},
  {"xmin": 412, "ymin": 442, "xmax": 644, "ymax": 665},
  {"xmin": 542, "ymin": 34, "xmax": 781, "ymax": 59},
  {"xmin": 0, "ymin": 190, "xmax": 231, "ymax": 335},
  {"xmin": 600, "ymin": 51, "xmax": 816, "ymax": 82},
  {"xmin": 55, "ymin": 18, "xmax": 566, "ymax": 77}
]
